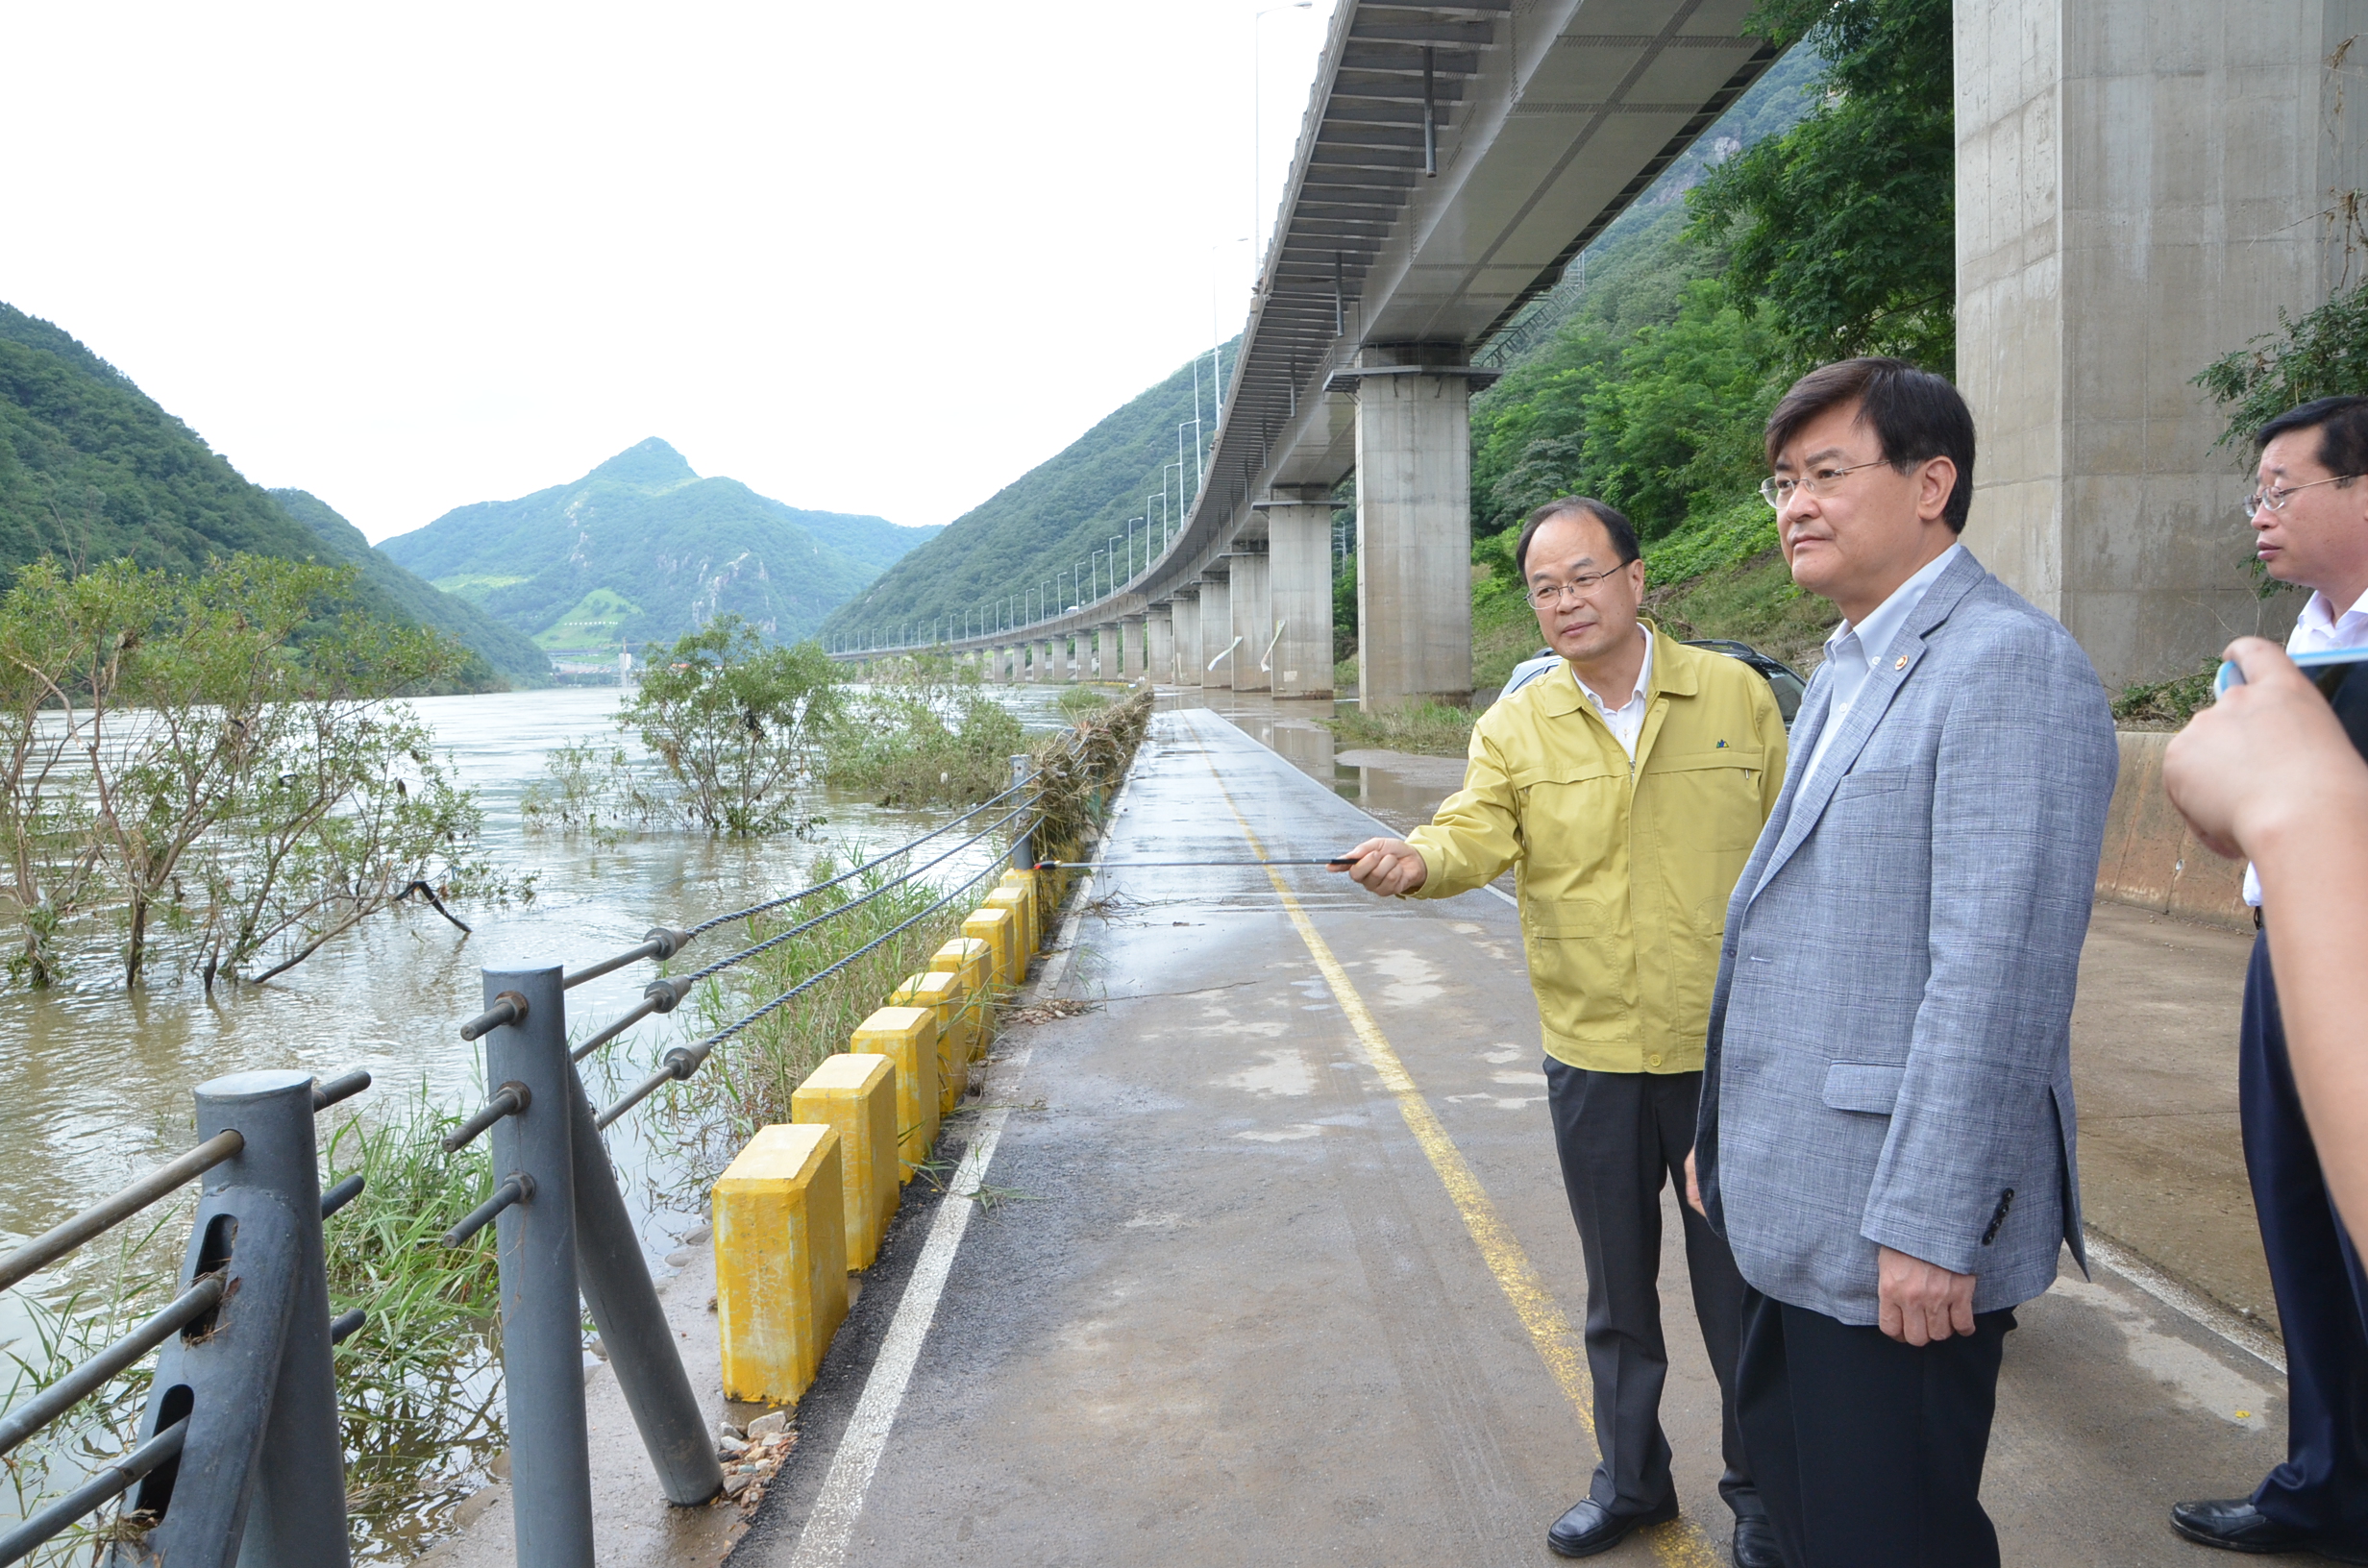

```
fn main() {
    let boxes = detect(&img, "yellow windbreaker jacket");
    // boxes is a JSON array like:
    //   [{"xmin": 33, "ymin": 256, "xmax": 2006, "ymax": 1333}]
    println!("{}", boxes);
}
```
[{"xmin": 1406, "ymin": 629, "xmax": 1788, "ymax": 1073}]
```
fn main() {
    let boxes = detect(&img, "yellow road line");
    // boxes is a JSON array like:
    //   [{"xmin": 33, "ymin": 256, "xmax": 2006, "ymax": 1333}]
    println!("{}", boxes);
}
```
[{"xmin": 1193, "ymin": 731, "xmax": 1722, "ymax": 1568}]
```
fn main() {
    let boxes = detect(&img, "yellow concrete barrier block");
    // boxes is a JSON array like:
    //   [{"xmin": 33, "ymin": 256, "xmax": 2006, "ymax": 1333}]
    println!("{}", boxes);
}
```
[
  {"xmin": 983, "ymin": 888, "xmax": 1033, "ymax": 970},
  {"xmin": 962, "ymin": 905, "xmax": 1019, "ymax": 986},
  {"xmin": 999, "ymin": 868, "xmax": 1042, "ymax": 947},
  {"xmin": 790, "ymin": 1054, "xmax": 900, "ymax": 1270},
  {"xmin": 929, "ymin": 937, "xmax": 993, "ymax": 1000},
  {"xmin": 888, "ymin": 970, "xmax": 970, "ymax": 1115},
  {"xmin": 851, "ymin": 1005, "xmax": 939, "ymax": 1177},
  {"xmin": 713, "ymin": 1124, "xmax": 849, "ymax": 1407}
]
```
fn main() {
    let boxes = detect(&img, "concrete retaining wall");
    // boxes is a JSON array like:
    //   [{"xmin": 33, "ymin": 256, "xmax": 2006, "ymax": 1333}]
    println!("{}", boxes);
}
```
[{"xmin": 2094, "ymin": 730, "xmax": 2248, "ymax": 931}]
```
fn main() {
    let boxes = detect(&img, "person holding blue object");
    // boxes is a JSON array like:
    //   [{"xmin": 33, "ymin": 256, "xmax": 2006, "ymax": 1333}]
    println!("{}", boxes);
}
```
[{"xmin": 2170, "ymin": 396, "xmax": 2368, "ymax": 1563}]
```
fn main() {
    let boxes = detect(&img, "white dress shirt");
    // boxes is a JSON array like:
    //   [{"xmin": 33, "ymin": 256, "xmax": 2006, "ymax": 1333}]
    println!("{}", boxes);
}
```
[
  {"xmin": 1802, "ymin": 544, "xmax": 1965, "ymax": 784},
  {"xmin": 1572, "ymin": 628, "xmax": 1654, "ymax": 761},
  {"xmin": 2243, "ymin": 582, "xmax": 2368, "ymax": 906}
]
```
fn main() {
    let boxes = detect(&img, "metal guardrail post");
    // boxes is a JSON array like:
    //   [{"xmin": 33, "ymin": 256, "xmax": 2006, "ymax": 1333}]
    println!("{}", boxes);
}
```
[
  {"xmin": 1008, "ymin": 754, "xmax": 1035, "ymax": 872},
  {"xmin": 562, "ymin": 1063, "xmax": 724, "ymax": 1505},
  {"xmin": 109, "ymin": 1070, "xmax": 340, "ymax": 1568},
  {"xmin": 481, "ymin": 966, "xmax": 597, "ymax": 1567}
]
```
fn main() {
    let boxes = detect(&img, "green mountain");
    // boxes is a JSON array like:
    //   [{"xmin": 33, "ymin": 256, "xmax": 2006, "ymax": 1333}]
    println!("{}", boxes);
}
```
[
  {"xmin": 379, "ymin": 440, "xmax": 937, "ymax": 660},
  {"xmin": 0, "ymin": 302, "xmax": 532, "ymax": 692},
  {"xmin": 1, "ymin": 304, "xmax": 356, "ymax": 576},
  {"xmin": 270, "ymin": 488, "xmax": 553, "ymax": 687},
  {"xmin": 822, "ymin": 345, "xmax": 1234, "ymax": 645}
]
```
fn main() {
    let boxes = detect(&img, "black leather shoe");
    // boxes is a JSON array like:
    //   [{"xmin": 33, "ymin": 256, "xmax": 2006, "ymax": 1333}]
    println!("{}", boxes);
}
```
[
  {"xmin": 1731, "ymin": 1512, "xmax": 1786, "ymax": 1568},
  {"xmin": 2169, "ymin": 1499, "xmax": 2334, "ymax": 1556},
  {"xmin": 1548, "ymin": 1496, "xmax": 1680, "ymax": 1558}
]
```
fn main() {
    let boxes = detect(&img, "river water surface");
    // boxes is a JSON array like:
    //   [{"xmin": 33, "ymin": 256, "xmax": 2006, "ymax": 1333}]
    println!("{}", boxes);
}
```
[{"xmin": 0, "ymin": 681, "xmax": 1070, "ymax": 1431}]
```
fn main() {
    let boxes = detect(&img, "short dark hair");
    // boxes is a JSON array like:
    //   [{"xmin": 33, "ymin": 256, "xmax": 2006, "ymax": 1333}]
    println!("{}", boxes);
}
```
[
  {"xmin": 2256, "ymin": 395, "xmax": 2368, "ymax": 483},
  {"xmin": 1764, "ymin": 356, "xmax": 1978, "ymax": 533},
  {"xmin": 1515, "ymin": 497, "xmax": 1640, "ymax": 578}
]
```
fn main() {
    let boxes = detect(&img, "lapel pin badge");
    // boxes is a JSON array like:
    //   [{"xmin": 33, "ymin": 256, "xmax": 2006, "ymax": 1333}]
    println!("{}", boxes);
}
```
[{"xmin": 1893, "ymin": 655, "xmax": 1908, "ymax": 670}]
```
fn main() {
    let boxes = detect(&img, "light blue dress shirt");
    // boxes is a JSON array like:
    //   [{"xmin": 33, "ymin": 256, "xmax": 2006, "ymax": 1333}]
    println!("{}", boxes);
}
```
[{"xmin": 1802, "ymin": 543, "xmax": 1965, "ymax": 784}]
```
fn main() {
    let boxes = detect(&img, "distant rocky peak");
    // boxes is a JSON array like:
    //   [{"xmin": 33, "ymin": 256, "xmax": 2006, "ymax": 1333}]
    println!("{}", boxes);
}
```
[{"xmin": 583, "ymin": 437, "xmax": 698, "ymax": 493}]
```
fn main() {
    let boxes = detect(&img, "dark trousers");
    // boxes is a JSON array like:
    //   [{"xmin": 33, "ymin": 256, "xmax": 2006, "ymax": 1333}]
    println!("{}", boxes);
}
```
[
  {"xmin": 1736, "ymin": 1286, "xmax": 2012, "ymax": 1568},
  {"xmin": 1543, "ymin": 1062, "xmax": 1757, "ymax": 1520},
  {"xmin": 2240, "ymin": 932, "xmax": 2368, "ymax": 1544}
]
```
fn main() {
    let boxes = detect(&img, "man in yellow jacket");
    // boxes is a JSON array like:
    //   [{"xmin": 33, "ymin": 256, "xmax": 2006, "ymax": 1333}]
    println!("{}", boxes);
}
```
[{"xmin": 1336, "ymin": 497, "xmax": 1789, "ymax": 1567}]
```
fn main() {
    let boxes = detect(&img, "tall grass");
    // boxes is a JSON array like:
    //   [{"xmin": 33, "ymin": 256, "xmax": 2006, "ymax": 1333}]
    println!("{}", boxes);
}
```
[
  {"xmin": 646, "ymin": 851, "xmax": 1007, "ymax": 1177},
  {"xmin": 1324, "ymin": 699, "xmax": 1478, "ymax": 757},
  {"xmin": 642, "ymin": 689, "xmax": 1156, "ymax": 1173}
]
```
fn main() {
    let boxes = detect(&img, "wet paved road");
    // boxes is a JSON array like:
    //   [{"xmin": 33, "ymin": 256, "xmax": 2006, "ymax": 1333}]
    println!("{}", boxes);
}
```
[{"xmin": 741, "ymin": 710, "xmax": 2289, "ymax": 1568}]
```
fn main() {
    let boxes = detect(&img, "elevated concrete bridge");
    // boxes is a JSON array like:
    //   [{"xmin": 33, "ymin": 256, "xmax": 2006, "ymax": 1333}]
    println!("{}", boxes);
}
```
[
  {"xmin": 844, "ymin": 1, "xmax": 2368, "ymax": 698},
  {"xmin": 835, "ymin": 0, "xmax": 1779, "ymax": 709}
]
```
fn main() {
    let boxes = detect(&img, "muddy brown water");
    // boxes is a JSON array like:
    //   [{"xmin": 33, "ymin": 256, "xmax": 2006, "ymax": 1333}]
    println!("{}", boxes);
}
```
[{"xmin": 0, "ymin": 681, "xmax": 1073, "ymax": 1546}]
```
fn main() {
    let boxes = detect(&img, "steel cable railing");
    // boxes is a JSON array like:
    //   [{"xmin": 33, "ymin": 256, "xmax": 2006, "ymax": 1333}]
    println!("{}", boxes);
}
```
[
  {"xmin": 0, "ymin": 1067, "xmax": 374, "ymax": 1566},
  {"xmin": 556, "ymin": 791, "xmax": 1042, "ymax": 1072},
  {"xmin": 680, "ymin": 767, "xmax": 1045, "ymax": 940},
  {"xmin": 595, "ymin": 847, "xmax": 1018, "ymax": 1131},
  {"xmin": 0, "ymin": 1417, "xmax": 189, "ymax": 1566}
]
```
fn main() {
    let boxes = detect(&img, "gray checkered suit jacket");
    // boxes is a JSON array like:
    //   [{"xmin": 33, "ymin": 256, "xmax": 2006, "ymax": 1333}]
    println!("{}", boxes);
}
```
[{"xmin": 1693, "ymin": 549, "xmax": 2118, "ymax": 1325}]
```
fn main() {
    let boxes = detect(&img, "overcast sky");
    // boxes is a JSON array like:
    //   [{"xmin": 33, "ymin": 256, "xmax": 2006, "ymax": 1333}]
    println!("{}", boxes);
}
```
[{"xmin": 2, "ymin": 1, "xmax": 1337, "ymax": 542}]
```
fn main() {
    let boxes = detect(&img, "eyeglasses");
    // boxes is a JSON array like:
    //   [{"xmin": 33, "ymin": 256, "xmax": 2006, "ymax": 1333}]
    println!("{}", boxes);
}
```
[
  {"xmin": 1760, "ymin": 460, "xmax": 1887, "ymax": 510},
  {"xmin": 2244, "ymin": 475, "xmax": 2359, "ymax": 518},
  {"xmin": 1527, "ymin": 569, "xmax": 1625, "ymax": 608}
]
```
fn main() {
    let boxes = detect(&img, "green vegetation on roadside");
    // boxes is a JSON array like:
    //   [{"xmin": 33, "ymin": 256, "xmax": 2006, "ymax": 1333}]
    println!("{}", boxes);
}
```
[
  {"xmin": 650, "ymin": 689, "xmax": 1154, "ymax": 1169},
  {"xmin": 1325, "ymin": 700, "xmax": 1480, "ymax": 758}
]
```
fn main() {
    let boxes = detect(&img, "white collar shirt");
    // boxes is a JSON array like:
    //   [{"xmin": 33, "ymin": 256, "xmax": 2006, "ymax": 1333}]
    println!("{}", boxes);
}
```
[
  {"xmin": 1571, "ymin": 628, "xmax": 1654, "ymax": 761},
  {"xmin": 1803, "ymin": 543, "xmax": 1964, "ymax": 785},
  {"xmin": 2243, "ymin": 582, "xmax": 2368, "ymax": 905}
]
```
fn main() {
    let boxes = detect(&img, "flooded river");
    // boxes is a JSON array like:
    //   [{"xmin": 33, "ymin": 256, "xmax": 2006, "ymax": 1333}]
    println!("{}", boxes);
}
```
[
  {"xmin": 0, "ymin": 682, "xmax": 1071, "ymax": 1349},
  {"xmin": 0, "ymin": 677, "xmax": 1459, "ymax": 1556}
]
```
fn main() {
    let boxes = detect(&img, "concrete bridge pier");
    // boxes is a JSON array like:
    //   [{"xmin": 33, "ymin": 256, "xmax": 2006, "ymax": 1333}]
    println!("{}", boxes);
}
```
[
  {"xmin": 1230, "ymin": 547, "xmax": 1271, "ymax": 694},
  {"xmin": 1956, "ymin": 0, "xmax": 2368, "ymax": 687},
  {"xmin": 1346, "ymin": 351, "xmax": 1485, "ymax": 709},
  {"xmin": 1027, "ymin": 640, "xmax": 1045, "ymax": 683},
  {"xmin": 1146, "ymin": 605, "xmax": 1173, "ymax": 685},
  {"xmin": 1121, "ymin": 615, "xmax": 1146, "ymax": 681},
  {"xmin": 1199, "ymin": 572, "xmax": 1234, "ymax": 691},
  {"xmin": 1262, "ymin": 491, "xmax": 1335, "ymax": 698},
  {"xmin": 1172, "ymin": 591, "xmax": 1201, "ymax": 688}
]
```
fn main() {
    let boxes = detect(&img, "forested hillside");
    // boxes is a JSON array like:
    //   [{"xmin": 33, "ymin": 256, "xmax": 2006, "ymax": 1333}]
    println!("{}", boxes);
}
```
[
  {"xmin": 271, "ymin": 488, "xmax": 553, "ymax": 687},
  {"xmin": 820, "ymin": 346, "xmax": 1234, "ymax": 645},
  {"xmin": 1, "ymin": 304, "xmax": 350, "ymax": 574},
  {"xmin": 1462, "ymin": 0, "xmax": 1951, "ymax": 682},
  {"xmin": 382, "ymin": 439, "xmax": 936, "ymax": 658},
  {"xmin": 0, "ymin": 302, "xmax": 534, "ymax": 691}
]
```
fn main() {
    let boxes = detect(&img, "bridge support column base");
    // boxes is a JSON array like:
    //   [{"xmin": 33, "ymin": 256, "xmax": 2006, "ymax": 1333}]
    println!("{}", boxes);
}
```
[
  {"xmin": 1354, "ymin": 363, "xmax": 1474, "ymax": 709},
  {"xmin": 1231, "ymin": 551, "xmax": 1271, "ymax": 693},
  {"xmin": 1266, "ymin": 496, "xmax": 1335, "ymax": 698}
]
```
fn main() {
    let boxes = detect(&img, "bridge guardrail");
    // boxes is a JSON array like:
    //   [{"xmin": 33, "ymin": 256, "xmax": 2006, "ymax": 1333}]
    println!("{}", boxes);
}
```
[
  {"xmin": 0, "ymin": 728, "xmax": 1084, "ymax": 1567},
  {"xmin": 0, "ymin": 1066, "xmax": 373, "ymax": 1568}
]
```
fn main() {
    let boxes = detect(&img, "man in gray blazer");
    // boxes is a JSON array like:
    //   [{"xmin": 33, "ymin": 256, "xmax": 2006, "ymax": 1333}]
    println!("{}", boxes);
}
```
[{"xmin": 1686, "ymin": 358, "xmax": 2117, "ymax": 1567}]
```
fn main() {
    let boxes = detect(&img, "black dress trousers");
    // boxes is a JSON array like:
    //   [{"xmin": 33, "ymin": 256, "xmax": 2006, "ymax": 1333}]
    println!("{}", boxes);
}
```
[
  {"xmin": 2240, "ymin": 931, "xmax": 2368, "ymax": 1548},
  {"xmin": 1734, "ymin": 1286, "xmax": 2012, "ymax": 1568},
  {"xmin": 1543, "ymin": 1060, "xmax": 1759, "ymax": 1522}
]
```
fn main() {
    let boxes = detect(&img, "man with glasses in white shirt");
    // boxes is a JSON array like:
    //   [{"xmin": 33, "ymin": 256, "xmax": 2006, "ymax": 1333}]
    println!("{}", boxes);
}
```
[
  {"xmin": 2170, "ymin": 396, "xmax": 2368, "ymax": 1563},
  {"xmin": 1334, "ymin": 499, "xmax": 1789, "ymax": 1565}
]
